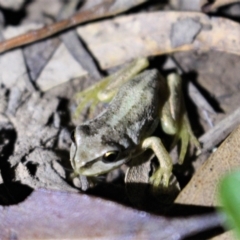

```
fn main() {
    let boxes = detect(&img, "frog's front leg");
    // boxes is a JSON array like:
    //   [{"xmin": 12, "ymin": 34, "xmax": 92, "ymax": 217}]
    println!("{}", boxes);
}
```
[
  {"xmin": 142, "ymin": 136, "xmax": 173, "ymax": 188},
  {"xmin": 160, "ymin": 73, "xmax": 201, "ymax": 164}
]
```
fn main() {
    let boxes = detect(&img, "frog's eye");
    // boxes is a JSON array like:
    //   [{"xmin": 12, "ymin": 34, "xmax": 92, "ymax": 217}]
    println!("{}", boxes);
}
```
[
  {"xmin": 70, "ymin": 131, "xmax": 76, "ymax": 143},
  {"xmin": 102, "ymin": 151, "xmax": 119, "ymax": 163}
]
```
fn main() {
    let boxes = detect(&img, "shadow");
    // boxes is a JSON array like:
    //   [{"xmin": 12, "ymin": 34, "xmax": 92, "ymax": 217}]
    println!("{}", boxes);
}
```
[
  {"xmin": 0, "ymin": 128, "xmax": 17, "ymax": 182},
  {"xmin": 203, "ymin": 3, "xmax": 240, "ymax": 23},
  {"xmin": 183, "ymin": 226, "xmax": 224, "ymax": 240},
  {"xmin": 86, "ymin": 181, "xmax": 225, "ymax": 239},
  {"xmin": 183, "ymin": 71, "xmax": 224, "ymax": 113},
  {"xmin": 124, "ymin": 0, "xmax": 170, "ymax": 15},
  {"xmin": 57, "ymin": 97, "xmax": 72, "ymax": 126},
  {"xmin": 86, "ymin": 181, "xmax": 212, "ymax": 214},
  {"xmin": 0, "ymin": 182, "xmax": 33, "ymax": 205},
  {"xmin": 0, "ymin": 0, "xmax": 32, "ymax": 26}
]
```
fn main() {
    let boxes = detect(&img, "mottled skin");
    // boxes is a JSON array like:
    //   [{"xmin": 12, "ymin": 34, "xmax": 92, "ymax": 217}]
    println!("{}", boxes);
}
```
[
  {"xmin": 72, "ymin": 70, "xmax": 162, "ymax": 170},
  {"xmin": 70, "ymin": 59, "xmax": 200, "ymax": 188}
]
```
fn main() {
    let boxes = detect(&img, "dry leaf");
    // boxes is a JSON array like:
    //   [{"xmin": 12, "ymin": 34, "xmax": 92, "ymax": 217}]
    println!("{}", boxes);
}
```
[
  {"xmin": 0, "ymin": 0, "xmax": 149, "ymax": 53},
  {"xmin": 201, "ymin": 0, "xmax": 240, "ymax": 11},
  {"xmin": 170, "ymin": 0, "xmax": 202, "ymax": 11},
  {"xmin": 36, "ymin": 43, "xmax": 87, "ymax": 91},
  {"xmin": 0, "ymin": 0, "xmax": 26, "ymax": 10},
  {"xmin": 0, "ymin": 189, "xmax": 223, "ymax": 239},
  {"xmin": 211, "ymin": 231, "xmax": 235, "ymax": 240},
  {"xmin": 77, "ymin": 11, "xmax": 240, "ymax": 69},
  {"xmin": 175, "ymin": 125, "xmax": 240, "ymax": 206}
]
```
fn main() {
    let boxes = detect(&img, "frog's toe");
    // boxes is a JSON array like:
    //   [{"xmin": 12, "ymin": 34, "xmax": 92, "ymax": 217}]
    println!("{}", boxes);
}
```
[
  {"xmin": 177, "ymin": 115, "xmax": 201, "ymax": 164},
  {"xmin": 150, "ymin": 171, "xmax": 181, "ymax": 204},
  {"xmin": 74, "ymin": 92, "xmax": 100, "ymax": 118},
  {"xmin": 150, "ymin": 167, "xmax": 172, "ymax": 190}
]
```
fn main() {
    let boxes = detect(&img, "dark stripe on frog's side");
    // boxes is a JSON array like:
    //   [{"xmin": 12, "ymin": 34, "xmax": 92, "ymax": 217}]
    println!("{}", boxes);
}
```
[{"xmin": 101, "ymin": 133, "xmax": 134, "ymax": 150}]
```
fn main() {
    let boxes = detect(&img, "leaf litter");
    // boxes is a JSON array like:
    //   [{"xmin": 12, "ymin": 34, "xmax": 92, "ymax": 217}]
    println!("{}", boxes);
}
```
[{"xmin": 0, "ymin": 0, "xmax": 240, "ymax": 239}]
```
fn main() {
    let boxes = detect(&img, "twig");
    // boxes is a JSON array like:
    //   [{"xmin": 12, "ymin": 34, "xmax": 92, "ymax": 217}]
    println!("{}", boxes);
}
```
[
  {"xmin": 58, "ymin": 1, "xmax": 102, "ymax": 80},
  {"xmin": 193, "ymin": 106, "xmax": 240, "ymax": 169},
  {"xmin": 0, "ymin": 0, "xmax": 148, "ymax": 54},
  {"xmin": 200, "ymin": 106, "xmax": 240, "ymax": 153}
]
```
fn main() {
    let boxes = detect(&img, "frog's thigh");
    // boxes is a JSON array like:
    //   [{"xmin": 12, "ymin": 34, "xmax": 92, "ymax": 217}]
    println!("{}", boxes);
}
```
[
  {"xmin": 160, "ymin": 73, "xmax": 183, "ymax": 135},
  {"xmin": 142, "ymin": 136, "xmax": 173, "ymax": 187},
  {"xmin": 162, "ymin": 73, "xmax": 201, "ymax": 164},
  {"xmin": 160, "ymin": 101, "xmax": 177, "ymax": 135}
]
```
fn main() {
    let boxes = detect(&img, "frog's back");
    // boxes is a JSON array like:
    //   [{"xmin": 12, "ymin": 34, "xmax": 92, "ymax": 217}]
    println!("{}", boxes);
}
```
[
  {"xmin": 94, "ymin": 69, "xmax": 165, "ymax": 146},
  {"xmin": 108, "ymin": 69, "xmax": 161, "ymax": 122}
]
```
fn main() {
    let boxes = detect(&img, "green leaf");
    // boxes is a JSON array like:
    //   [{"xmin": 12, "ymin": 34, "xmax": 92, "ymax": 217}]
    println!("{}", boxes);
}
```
[{"xmin": 219, "ymin": 170, "xmax": 240, "ymax": 238}]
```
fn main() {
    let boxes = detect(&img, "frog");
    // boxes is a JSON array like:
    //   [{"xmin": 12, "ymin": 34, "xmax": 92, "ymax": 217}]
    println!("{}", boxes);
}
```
[{"xmin": 70, "ymin": 58, "xmax": 200, "ymax": 189}]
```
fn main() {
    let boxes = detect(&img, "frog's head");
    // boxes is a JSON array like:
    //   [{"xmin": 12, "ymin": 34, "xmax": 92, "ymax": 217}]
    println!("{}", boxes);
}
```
[{"xmin": 70, "ymin": 124, "xmax": 131, "ymax": 176}]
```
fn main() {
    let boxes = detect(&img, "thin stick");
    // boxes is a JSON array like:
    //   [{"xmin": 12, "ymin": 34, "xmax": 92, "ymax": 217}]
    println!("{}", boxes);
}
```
[{"xmin": 0, "ymin": 0, "xmax": 147, "ymax": 53}]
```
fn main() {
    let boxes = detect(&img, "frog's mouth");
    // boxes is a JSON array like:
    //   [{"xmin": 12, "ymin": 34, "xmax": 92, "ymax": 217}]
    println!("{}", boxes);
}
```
[{"xmin": 79, "ymin": 158, "xmax": 127, "ymax": 176}]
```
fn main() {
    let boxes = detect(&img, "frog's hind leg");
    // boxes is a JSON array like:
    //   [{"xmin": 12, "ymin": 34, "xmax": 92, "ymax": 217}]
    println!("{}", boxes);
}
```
[
  {"xmin": 177, "ymin": 113, "xmax": 201, "ymax": 164},
  {"xmin": 169, "ymin": 73, "xmax": 201, "ymax": 164},
  {"xmin": 160, "ymin": 73, "xmax": 201, "ymax": 165}
]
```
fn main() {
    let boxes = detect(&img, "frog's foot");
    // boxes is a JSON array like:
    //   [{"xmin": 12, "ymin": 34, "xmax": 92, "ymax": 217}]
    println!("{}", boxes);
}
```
[
  {"xmin": 142, "ymin": 136, "xmax": 173, "ymax": 190},
  {"xmin": 150, "ymin": 168, "xmax": 181, "ymax": 203},
  {"xmin": 150, "ymin": 167, "xmax": 172, "ymax": 189},
  {"xmin": 176, "ymin": 114, "xmax": 201, "ymax": 165}
]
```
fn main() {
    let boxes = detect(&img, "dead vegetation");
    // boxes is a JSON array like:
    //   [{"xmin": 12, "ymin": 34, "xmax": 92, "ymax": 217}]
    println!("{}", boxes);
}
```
[{"xmin": 0, "ymin": 0, "xmax": 240, "ymax": 239}]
